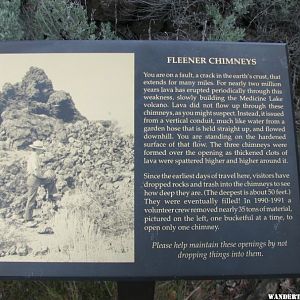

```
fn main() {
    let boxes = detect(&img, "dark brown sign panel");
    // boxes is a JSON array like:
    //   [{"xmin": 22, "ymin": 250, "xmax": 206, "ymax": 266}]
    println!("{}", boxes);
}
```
[{"xmin": 0, "ymin": 41, "xmax": 298, "ymax": 278}]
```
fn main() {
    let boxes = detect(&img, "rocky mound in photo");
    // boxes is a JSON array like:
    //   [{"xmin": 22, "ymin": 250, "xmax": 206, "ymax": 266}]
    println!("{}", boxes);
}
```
[
  {"xmin": 0, "ymin": 67, "xmax": 134, "ymax": 258},
  {"xmin": 0, "ymin": 119, "xmax": 133, "ymax": 221},
  {"xmin": 0, "ymin": 66, "xmax": 84, "ymax": 149},
  {"xmin": 44, "ymin": 119, "xmax": 134, "ymax": 234}
]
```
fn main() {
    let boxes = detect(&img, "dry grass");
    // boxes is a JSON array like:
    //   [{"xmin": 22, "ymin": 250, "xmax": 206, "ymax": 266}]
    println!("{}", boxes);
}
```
[
  {"xmin": 51, "ymin": 191, "xmax": 134, "ymax": 262},
  {"xmin": 0, "ymin": 218, "xmax": 26, "ymax": 253}
]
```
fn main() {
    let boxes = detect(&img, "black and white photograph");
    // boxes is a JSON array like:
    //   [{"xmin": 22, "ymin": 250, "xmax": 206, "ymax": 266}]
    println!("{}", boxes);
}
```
[{"xmin": 0, "ymin": 53, "xmax": 134, "ymax": 262}]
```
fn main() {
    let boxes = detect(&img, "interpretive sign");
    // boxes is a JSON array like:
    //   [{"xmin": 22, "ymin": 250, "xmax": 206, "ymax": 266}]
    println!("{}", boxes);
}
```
[{"xmin": 0, "ymin": 41, "xmax": 299, "ymax": 278}]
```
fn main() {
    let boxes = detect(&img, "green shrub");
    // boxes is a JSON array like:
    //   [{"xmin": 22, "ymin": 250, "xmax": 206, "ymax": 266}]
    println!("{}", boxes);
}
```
[
  {"xmin": 206, "ymin": 0, "xmax": 254, "ymax": 41},
  {"xmin": 24, "ymin": 0, "xmax": 97, "ymax": 40},
  {"xmin": 115, "ymin": 0, "xmax": 252, "ymax": 41},
  {"xmin": 0, "ymin": 0, "xmax": 23, "ymax": 40},
  {"xmin": 100, "ymin": 23, "xmax": 120, "ymax": 40},
  {"xmin": 206, "ymin": 4, "xmax": 245, "ymax": 41},
  {"xmin": 22, "ymin": 1, "xmax": 122, "ymax": 40}
]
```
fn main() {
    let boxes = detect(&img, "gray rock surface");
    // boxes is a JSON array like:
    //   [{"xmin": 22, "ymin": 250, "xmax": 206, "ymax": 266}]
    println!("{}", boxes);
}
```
[{"xmin": 0, "ymin": 67, "xmax": 85, "ymax": 149}]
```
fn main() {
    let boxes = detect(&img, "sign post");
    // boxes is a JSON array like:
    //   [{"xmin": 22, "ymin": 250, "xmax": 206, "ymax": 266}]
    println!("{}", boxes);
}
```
[{"xmin": 117, "ymin": 281, "xmax": 155, "ymax": 300}]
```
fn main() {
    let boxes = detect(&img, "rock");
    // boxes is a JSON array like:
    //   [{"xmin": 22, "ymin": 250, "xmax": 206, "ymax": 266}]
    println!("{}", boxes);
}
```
[
  {"xmin": 21, "ymin": 67, "xmax": 53, "ymax": 103},
  {"xmin": 9, "ymin": 165, "xmax": 20, "ymax": 175},
  {"xmin": 68, "ymin": 137, "xmax": 75, "ymax": 143},
  {"xmin": 63, "ymin": 157, "xmax": 74, "ymax": 169},
  {"xmin": 2, "ymin": 83, "xmax": 16, "ymax": 100},
  {"xmin": 26, "ymin": 221, "xmax": 38, "ymax": 228},
  {"xmin": 10, "ymin": 214, "xmax": 20, "ymax": 221},
  {"xmin": 7, "ymin": 245, "xmax": 17, "ymax": 255},
  {"xmin": 1, "ymin": 107, "xmax": 60, "ymax": 149},
  {"xmin": 34, "ymin": 246, "xmax": 49, "ymax": 256},
  {"xmin": 56, "ymin": 130, "xmax": 68, "ymax": 143},
  {"xmin": 43, "ymin": 152, "xmax": 56, "ymax": 163},
  {"xmin": 0, "ymin": 208, "xmax": 6, "ymax": 217},
  {"xmin": 29, "ymin": 101, "xmax": 50, "ymax": 115},
  {"xmin": 16, "ymin": 244, "xmax": 29, "ymax": 256},
  {"xmin": 56, "ymin": 179, "xmax": 68, "ymax": 192},
  {"xmin": 70, "ymin": 148, "xmax": 78, "ymax": 156},
  {"xmin": 38, "ymin": 226, "xmax": 54, "ymax": 234},
  {"xmin": 48, "ymin": 91, "xmax": 83, "ymax": 122},
  {"xmin": 111, "ymin": 174, "xmax": 123, "ymax": 183},
  {"xmin": 84, "ymin": 145, "xmax": 91, "ymax": 153}
]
